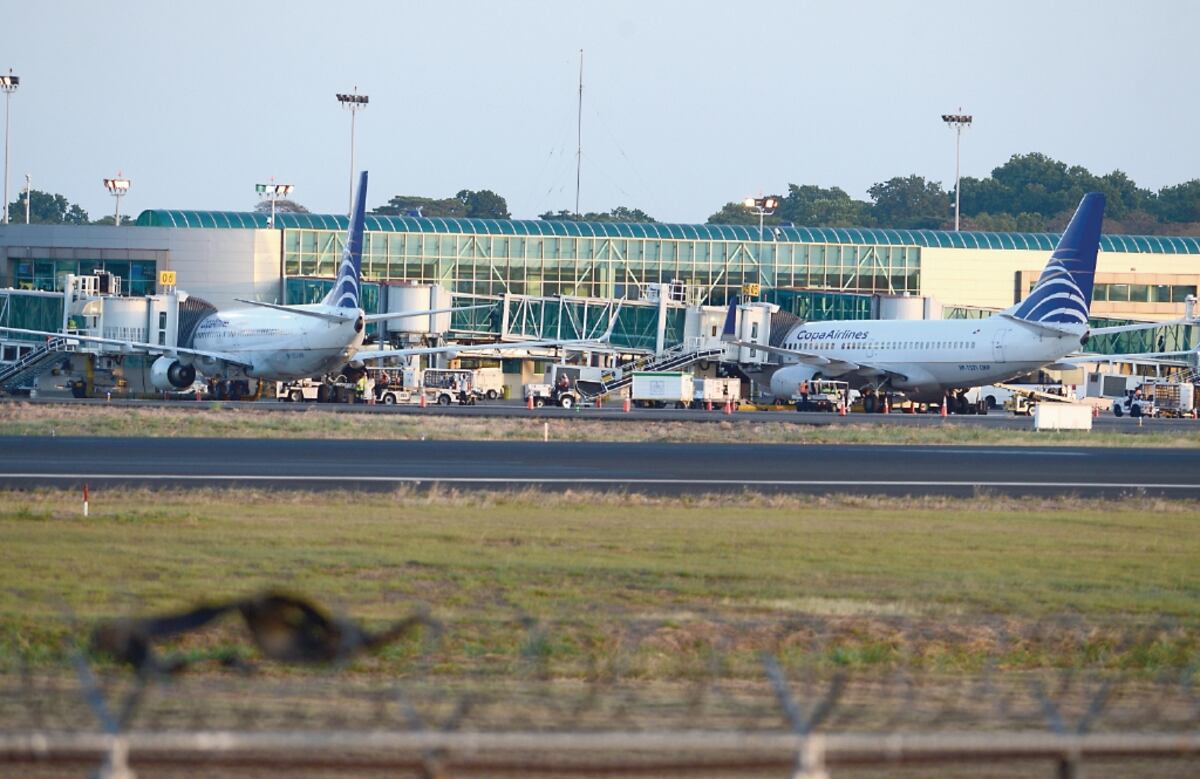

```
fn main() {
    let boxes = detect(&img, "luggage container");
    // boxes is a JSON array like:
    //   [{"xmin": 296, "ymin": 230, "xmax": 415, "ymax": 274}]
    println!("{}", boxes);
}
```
[
  {"xmin": 693, "ymin": 377, "xmax": 740, "ymax": 407},
  {"xmin": 632, "ymin": 371, "xmax": 695, "ymax": 408}
]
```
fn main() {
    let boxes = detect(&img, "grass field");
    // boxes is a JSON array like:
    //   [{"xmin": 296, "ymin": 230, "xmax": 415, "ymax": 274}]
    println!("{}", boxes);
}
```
[
  {"xmin": 3, "ymin": 401, "xmax": 1200, "ymax": 446},
  {"xmin": 2, "ymin": 488, "xmax": 1197, "ymax": 680}
]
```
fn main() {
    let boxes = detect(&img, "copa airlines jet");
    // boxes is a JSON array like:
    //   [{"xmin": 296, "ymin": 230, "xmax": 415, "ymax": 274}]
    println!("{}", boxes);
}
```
[
  {"xmin": 723, "ymin": 193, "xmax": 1171, "ymax": 410},
  {"xmin": 1, "ymin": 171, "xmax": 601, "ymax": 390}
]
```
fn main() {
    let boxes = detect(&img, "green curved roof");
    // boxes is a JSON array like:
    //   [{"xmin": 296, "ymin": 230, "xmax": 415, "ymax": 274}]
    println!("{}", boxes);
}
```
[{"xmin": 133, "ymin": 209, "xmax": 1200, "ymax": 255}]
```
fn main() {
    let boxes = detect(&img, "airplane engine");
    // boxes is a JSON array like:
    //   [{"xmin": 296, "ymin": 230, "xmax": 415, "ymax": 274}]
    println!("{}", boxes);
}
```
[
  {"xmin": 769, "ymin": 364, "xmax": 823, "ymax": 401},
  {"xmin": 150, "ymin": 356, "xmax": 197, "ymax": 391}
]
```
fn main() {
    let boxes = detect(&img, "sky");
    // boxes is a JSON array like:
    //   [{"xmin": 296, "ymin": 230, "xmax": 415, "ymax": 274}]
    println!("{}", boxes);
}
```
[{"xmin": 3, "ymin": 1, "xmax": 1198, "ymax": 224}]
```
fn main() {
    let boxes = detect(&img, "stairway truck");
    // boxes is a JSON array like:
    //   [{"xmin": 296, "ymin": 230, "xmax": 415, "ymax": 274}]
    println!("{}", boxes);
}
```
[
  {"xmin": 632, "ymin": 371, "xmax": 695, "ymax": 409},
  {"xmin": 693, "ymin": 377, "xmax": 741, "ymax": 407}
]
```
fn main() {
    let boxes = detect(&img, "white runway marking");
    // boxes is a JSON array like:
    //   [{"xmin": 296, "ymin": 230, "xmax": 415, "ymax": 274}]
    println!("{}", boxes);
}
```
[{"xmin": 0, "ymin": 473, "xmax": 1192, "ymax": 490}]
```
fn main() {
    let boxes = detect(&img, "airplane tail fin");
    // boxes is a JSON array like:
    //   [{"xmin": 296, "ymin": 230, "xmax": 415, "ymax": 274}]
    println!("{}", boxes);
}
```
[
  {"xmin": 720, "ymin": 299, "xmax": 738, "ymax": 341},
  {"xmin": 1006, "ymin": 192, "xmax": 1104, "ymax": 327},
  {"xmin": 322, "ymin": 171, "xmax": 368, "ymax": 310}
]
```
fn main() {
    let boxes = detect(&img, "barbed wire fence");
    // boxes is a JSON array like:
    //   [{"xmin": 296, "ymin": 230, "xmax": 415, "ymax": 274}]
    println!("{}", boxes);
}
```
[{"xmin": 1, "ymin": 593, "xmax": 1198, "ymax": 777}]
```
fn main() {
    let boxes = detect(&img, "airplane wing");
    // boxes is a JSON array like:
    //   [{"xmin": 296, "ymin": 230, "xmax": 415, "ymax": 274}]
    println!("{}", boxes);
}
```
[
  {"xmin": 998, "ymin": 313, "xmax": 1084, "ymax": 337},
  {"xmin": 719, "ymin": 302, "xmax": 859, "ymax": 372},
  {"xmin": 233, "ymin": 300, "xmax": 352, "ymax": 323},
  {"xmin": 353, "ymin": 336, "xmax": 615, "ymax": 363},
  {"xmin": 1058, "ymin": 349, "xmax": 1196, "ymax": 366},
  {"xmin": 719, "ymin": 334, "xmax": 860, "ymax": 371},
  {"xmin": 355, "ymin": 301, "xmax": 621, "ymax": 361},
  {"xmin": 0, "ymin": 326, "xmax": 254, "ymax": 369}
]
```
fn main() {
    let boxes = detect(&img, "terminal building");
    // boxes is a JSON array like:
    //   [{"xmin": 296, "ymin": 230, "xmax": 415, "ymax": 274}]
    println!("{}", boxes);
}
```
[{"xmin": 2, "ymin": 211, "xmax": 1198, "ymax": 387}]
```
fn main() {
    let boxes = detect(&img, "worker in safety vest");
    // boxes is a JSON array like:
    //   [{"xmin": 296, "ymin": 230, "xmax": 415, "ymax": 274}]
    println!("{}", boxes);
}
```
[
  {"xmin": 799, "ymin": 379, "xmax": 809, "ymax": 404},
  {"xmin": 355, "ymin": 374, "xmax": 367, "ymax": 403}
]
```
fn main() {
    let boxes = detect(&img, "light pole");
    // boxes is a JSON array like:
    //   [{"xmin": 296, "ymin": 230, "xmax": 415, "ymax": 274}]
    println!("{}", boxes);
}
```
[
  {"xmin": 336, "ymin": 88, "xmax": 368, "ymax": 216},
  {"xmin": 103, "ymin": 173, "xmax": 130, "ymax": 225},
  {"xmin": 23, "ymin": 173, "xmax": 30, "ymax": 224},
  {"xmin": 1, "ymin": 70, "xmax": 19, "ymax": 226},
  {"xmin": 256, "ymin": 180, "xmax": 294, "ymax": 228},
  {"xmin": 743, "ymin": 195, "xmax": 779, "ymax": 243},
  {"xmin": 941, "ymin": 111, "xmax": 972, "ymax": 231}
]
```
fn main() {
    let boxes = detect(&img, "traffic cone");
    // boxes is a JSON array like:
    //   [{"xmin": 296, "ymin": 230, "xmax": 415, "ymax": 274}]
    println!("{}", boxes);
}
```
[
  {"xmin": 595, "ymin": 397, "xmax": 602, "ymax": 409},
  {"xmin": 723, "ymin": 399, "xmax": 732, "ymax": 415},
  {"xmin": 883, "ymin": 396, "xmax": 890, "ymax": 414},
  {"xmin": 838, "ymin": 402, "xmax": 846, "ymax": 417},
  {"xmin": 419, "ymin": 393, "xmax": 427, "ymax": 408},
  {"xmin": 706, "ymin": 400, "xmax": 713, "ymax": 411},
  {"xmin": 940, "ymin": 399, "xmax": 948, "ymax": 417},
  {"xmin": 623, "ymin": 397, "xmax": 631, "ymax": 412},
  {"xmin": 527, "ymin": 394, "xmax": 534, "ymax": 410}
]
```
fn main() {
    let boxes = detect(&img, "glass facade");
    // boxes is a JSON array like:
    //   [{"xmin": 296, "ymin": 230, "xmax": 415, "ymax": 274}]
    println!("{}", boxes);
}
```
[
  {"xmin": 0, "ymin": 291, "xmax": 64, "ymax": 342},
  {"xmin": 765, "ymin": 289, "xmax": 874, "ymax": 321},
  {"xmin": 278, "ymin": 227, "xmax": 920, "ymax": 306},
  {"xmin": 1093, "ymin": 283, "xmax": 1197, "ymax": 304},
  {"xmin": 11, "ymin": 259, "xmax": 157, "ymax": 296}
]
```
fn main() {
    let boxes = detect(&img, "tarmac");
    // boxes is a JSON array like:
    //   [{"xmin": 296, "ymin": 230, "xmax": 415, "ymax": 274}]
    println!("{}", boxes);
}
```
[{"xmin": 1, "ymin": 436, "xmax": 1196, "ymax": 497}]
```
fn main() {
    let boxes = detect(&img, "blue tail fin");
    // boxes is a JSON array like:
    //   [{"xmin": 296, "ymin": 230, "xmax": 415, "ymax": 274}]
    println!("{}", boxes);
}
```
[
  {"xmin": 1009, "ymin": 192, "xmax": 1104, "ymax": 326},
  {"xmin": 721, "ymin": 299, "xmax": 738, "ymax": 341},
  {"xmin": 323, "ymin": 170, "xmax": 368, "ymax": 309}
]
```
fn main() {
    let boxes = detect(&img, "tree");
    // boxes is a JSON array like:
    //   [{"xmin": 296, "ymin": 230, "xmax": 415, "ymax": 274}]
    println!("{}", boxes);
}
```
[
  {"xmin": 253, "ymin": 198, "xmax": 310, "ymax": 214},
  {"xmin": 1149, "ymin": 180, "xmax": 1200, "ymax": 224},
  {"xmin": 374, "ymin": 195, "xmax": 465, "ymax": 218},
  {"xmin": 705, "ymin": 202, "xmax": 762, "ymax": 225},
  {"xmin": 867, "ymin": 175, "xmax": 950, "ymax": 229},
  {"xmin": 540, "ymin": 206, "xmax": 657, "ymax": 223},
  {"xmin": 777, "ymin": 185, "xmax": 871, "ymax": 227},
  {"xmin": 455, "ymin": 189, "xmax": 510, "ymax": 219},
  {"xmin": 7, "ymin": 190, "xmax": 89, "ymax": 224},
  {"xmin": 92, "ymin": 215, "xmax": 134, "ymax": 226}
]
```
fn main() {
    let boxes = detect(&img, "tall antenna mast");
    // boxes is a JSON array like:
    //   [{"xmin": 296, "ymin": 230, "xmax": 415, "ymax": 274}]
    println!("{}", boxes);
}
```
[{"xmin": 574, "ymin": 49, "xmax": 583, "ymax": 218}]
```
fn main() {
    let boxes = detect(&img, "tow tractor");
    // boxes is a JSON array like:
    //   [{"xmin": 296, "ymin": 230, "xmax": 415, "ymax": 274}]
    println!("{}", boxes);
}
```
[{"xmin": 792, "ymin": 380, "xmax": 849, "ymax": 412}]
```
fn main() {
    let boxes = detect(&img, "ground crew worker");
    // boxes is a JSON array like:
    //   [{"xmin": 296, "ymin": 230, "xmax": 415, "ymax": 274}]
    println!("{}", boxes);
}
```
[
  {"xmin": 376, "ymin": 370, "xmax": 390, "ymax": 400},
  {"xmin": 355, "ymin": 374, "xmax": 367, "ymax": 403},
  {"xmin": 799, "ymin": 379, "xmax": 809, "ymax": 404}
]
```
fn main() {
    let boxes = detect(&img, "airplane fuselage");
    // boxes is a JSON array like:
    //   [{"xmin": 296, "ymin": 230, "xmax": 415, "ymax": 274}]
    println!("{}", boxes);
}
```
[
  {"xmin": 190, "ymin": 304, "xmax": 364, "ymax": 381},
  {"xmin": 768, "ymin": 315, "xmax": 1085, "ymax": 403}
]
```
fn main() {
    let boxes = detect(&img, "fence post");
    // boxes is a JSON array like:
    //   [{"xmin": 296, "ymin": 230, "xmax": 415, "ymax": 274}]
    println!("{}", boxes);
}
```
[{"xmin": 793, "ymin": 735, "xmax": 829, "ymax": 779}]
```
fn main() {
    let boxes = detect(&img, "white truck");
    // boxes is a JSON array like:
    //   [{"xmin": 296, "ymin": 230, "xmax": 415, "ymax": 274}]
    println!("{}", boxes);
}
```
[
  {"xmin": 523, "ymin": 364, "xmax": 617, "ymax": 408},
  {"xmin": 1148, "ymin": 382, "xmax": 1195, "ymax": 417},
  {"xmin": 632, "ymin": 371, "xmax": 695, "ymax": 408},
  {"xmin": 472, "ymin": 367, "xmax": 505, "ymax": 400},
  {"xmin": 693, "ymin": 376, "xmax": 740, "ymax": 408}
]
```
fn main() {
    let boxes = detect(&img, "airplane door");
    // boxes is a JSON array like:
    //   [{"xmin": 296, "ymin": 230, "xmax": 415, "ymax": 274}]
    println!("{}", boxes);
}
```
[{"xmin": 991, "ymin": 328, "xmax": 1009, "ymax": 363}]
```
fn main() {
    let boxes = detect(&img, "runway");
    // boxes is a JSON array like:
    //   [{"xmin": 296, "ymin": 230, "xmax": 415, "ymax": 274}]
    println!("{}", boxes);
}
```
[{"xmin": 1, "ymin": 436, "xmax": 1196, "ymax": 497}]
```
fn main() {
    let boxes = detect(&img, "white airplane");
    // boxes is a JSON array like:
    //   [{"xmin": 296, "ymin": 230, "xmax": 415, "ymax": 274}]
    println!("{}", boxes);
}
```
[
  {"xmin": 0, "ymin": 171, "xmax": 612, "ymax": 390},
  {"xmin": 723, "ymin": 193, "xmax": 1192, "ymax": 411}
]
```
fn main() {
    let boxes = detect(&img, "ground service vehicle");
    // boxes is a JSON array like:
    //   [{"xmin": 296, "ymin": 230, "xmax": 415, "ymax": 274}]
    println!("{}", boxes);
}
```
[
  {"xmin": 1111, "ymin": 390, "xmax": 1153, "ymax": 418},
  {"xmin": 1147, "ymin": 382, "xmax": 1195, "ymax": 417},
  {"xmin": 632, "ymin": 371, "xmax": 694, "ymax": 408},
  {"xmin": 523, "ymin": 380, "xmax": 581, "ymax": 408},
  {"xmin": 421, "ymin": 369, "xmax": 477, "ymax": 405},
  {"xmin": 472, "ymin": 367, "xmax": 505, "ymax": 399},
  {"xmin": 792, "ymin": 379, "xmax": 849, "ymax": 412},
  {"xmin": 693, "ymin": 377, "xmax": 740, "ymax": 407}
]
